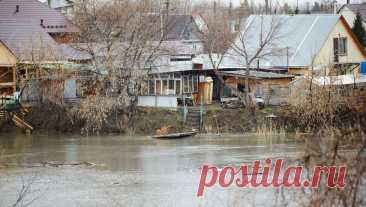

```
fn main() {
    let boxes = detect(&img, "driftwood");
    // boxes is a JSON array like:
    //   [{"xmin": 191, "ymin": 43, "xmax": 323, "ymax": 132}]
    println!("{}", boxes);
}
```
[{"xmin": 0, "ymin": 161, "xmax": 98, "ymax": 168}]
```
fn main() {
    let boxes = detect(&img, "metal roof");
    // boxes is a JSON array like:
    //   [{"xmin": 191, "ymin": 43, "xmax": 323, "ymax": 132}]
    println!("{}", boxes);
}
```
[
  {"xmin": 0, "ymin": 19, "xmax": 64, "ymax": 62},
  {"xmin": 0, "ymin": 0, "xmax": 78, "ymax": 33},
  {"xmin": 220, "ymin": 70, "xmax": 295, "ymax": 79},
  {"xmin": 0, "ymin": 19, "xmax": 89, "ymax": 62},
  {"xmin": 224, "ymin": 15, "xmax": 341, "ymax": 68},
  {"xmin": 341, "ymin": 4, "xmax": 366, "ymax": 23}
]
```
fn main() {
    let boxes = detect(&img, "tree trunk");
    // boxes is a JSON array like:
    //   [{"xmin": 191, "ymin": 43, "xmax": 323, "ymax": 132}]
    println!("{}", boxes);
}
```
[{"xmin": 245, "ymin": 64, "xmax": 250, "ymax": 106}]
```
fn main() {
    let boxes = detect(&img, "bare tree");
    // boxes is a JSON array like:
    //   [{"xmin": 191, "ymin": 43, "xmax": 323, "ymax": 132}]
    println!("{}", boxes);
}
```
[
  {"xmin": 68, "ymin": 0, "xmax": 181, "ymax": 133},
  {"xmin": 228, "ymin": 15, "xmax": 284, "ymax": 105}
]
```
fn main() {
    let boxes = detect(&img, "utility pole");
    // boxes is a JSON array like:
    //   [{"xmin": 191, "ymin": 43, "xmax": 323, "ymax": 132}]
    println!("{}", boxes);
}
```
[
  {"xmin": 295, "ymin": 0, "xmax": 299, "ymax": 14},
  {"xmin": 161, "ymin": 0, "xmax": 170, "ymax": 40},
  {"xmin": 213, "ymin": 1, "xmax": 217, "ymax": 15},
  {"xmin": 333, "ymin": 0, "xmax": 338, "ymax": 14}
]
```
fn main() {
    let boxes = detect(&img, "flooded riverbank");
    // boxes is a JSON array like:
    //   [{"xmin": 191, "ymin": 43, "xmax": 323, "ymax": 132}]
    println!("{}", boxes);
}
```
[{"xmin": 0, "ymin": 132, "xmax": 307, "ymax": 207}]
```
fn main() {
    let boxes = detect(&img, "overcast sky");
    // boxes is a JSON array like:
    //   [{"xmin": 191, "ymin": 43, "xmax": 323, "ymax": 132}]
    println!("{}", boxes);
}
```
[{"xmin": 194, "ymin": 0, "xmax": 363, "ymax": 7}]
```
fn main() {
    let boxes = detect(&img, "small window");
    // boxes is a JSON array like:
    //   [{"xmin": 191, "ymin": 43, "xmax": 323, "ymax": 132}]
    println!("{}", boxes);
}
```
[
  {"xmin": 156, "ymin": 80, "xmax": 162, "ymax": 95},
  {"xmin": 333, "ymin": 37, "xmax": 347, "ymax": 56},
  {"xmin": 148, "ymin": 79, "xmax": 155, "ymax": 95},
  {"xmin": 183, "ymin": 76, "xmax": 189, "ymax": 93},
  {"xmin": 169, "ymin": 80, "xmax": 175, "ymax": 95},
  {"xmin": 193, "ymin": 76, "xmax": 198, "ymax": 92},
  {"xmin": 188, "ymin": 76, "xmax": 193, "ymax": 92},
  {"xmin": 175, "ymin": 80, "xmax": 181, "ymax": 95},
  {"xmin": 162, "ymin": 80, "xmax": 168, "ymax": 95}
]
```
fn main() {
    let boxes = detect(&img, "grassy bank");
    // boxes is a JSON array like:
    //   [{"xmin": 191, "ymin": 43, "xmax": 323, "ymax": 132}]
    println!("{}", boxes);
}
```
[{"xmin": 1, "ymin": 101, "xmax": 365, "ymax": 135}]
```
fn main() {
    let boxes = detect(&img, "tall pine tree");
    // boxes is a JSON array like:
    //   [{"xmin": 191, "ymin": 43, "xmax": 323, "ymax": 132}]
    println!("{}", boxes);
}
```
[{"xmin": 352, "ymin": 12, "xmax": 366, "ymax": 47}]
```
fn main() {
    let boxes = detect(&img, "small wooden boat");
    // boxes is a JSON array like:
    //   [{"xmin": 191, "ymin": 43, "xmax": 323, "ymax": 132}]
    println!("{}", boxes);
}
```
[{"xmin": 152, "ymin": 131, "xmax": 198, "ymax": 139}]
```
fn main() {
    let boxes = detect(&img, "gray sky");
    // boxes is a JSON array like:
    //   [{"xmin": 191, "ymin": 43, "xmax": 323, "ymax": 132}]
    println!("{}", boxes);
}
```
[{"xmin": 194, "ymin": 0, "xmax": 363, "ymax": 7}]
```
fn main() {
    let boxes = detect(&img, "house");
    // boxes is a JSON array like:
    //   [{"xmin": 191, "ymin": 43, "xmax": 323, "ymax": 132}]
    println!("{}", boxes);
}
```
[
  {"xmin": 224, "ymin": 15, "xmax": 366, "ymax": 77},
  {"xmin": 0, "ymin": 0, "xmax": 89, "ymax": 102},
  {"xmin": 46, "ymin": 0, "xmax": 75, "ymax": 19},
  {"xmin": 0, "ymin": 40, "xmax": 17, "ymax": 96},
  {"xmin": 137, "ymin": 42, "xmax": 213, "ymax": 108},
  {"xmin": 159, "ymin": 14, "xmax": 206, "ymax": 54},
  {"xmin": 0, "ymin": 19, "xmax": 90, "ymax": 102},
  {"xmin": 338, "ymin": 3, "xmax": 366, "ymax": 29}
]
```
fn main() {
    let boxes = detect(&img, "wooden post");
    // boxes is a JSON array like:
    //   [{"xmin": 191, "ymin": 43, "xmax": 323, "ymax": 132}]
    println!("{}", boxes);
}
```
[{"xmin": 12, "ymin": 65, "xmax": 16, "ymax": 94}]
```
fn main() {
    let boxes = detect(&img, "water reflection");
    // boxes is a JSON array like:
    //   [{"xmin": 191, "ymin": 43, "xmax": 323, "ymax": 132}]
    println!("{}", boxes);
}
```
[
  {"xmin": 0, "ymin": 133, "xmax": 303, "ymax": 172},
  {"xmin": 0, "ymin": 133, "xmax": 306, "ymax": 207}
]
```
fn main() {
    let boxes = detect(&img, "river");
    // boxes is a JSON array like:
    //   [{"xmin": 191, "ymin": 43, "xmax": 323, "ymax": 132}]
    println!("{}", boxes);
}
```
[{"xmin": 0, "ymin": 132, "xmax": 305, "ymax": 207}]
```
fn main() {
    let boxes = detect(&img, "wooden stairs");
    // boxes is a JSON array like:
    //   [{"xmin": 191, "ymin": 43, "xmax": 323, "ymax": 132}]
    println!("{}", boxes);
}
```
[
  {"xmin": 0, "ymin": 99, "xmax": 33, "ymax": 133},
  {"xmin": 186, "ymin": 107, "xmax": 203, "ymax": 131},
  {"xmin": 0, "ymin": 108, "xmax": 6, "ymax": 121},
  {"xmin": 11, "ymin": 113, "xmax": 34, "ymax": 133}
]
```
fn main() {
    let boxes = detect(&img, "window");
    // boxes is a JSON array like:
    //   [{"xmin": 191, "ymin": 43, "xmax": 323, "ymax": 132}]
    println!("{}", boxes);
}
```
[
  {"xmin": 183, "ymin": 76, "xmax": 189, "ymax": 93},
  {"xmin": 175, "ymin": 80, "xmax": 181, "ymax": 95},
  {"xmin": 148, "ymin": 80, "xmax": 155, "ymax": 95},
  {"xmin": 193, "ymin": 76, "xmax": 198, "ymax": 92},
  {"xmin": 333, "ymin": 37, "xmax": 347, "ymax": 56},
  {"xmin": 162, "ymin": 80, "xmax": 168, "ymax": 95},
  {"xmin": 156, "ymin": 80, "xmax": 161, "ymax": 95},
  {"xmin": 188, "ymin": 75, "xmax": 193, "ymax": 92},
  {"xmin": 168, "ymin": 80, "xmax": 175, "ymax": 95}
]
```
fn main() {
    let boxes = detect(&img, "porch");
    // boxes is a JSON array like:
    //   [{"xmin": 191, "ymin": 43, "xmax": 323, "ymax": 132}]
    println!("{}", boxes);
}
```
[{"xmin": 138, "ymin": 72, "xmax": 213, "ymax": 108}]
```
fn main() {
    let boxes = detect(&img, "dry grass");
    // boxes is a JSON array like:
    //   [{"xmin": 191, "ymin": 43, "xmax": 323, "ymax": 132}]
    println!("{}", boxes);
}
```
[{"xmin": 256, "ymin": 121, "xmax": 286, "ymax": 137}]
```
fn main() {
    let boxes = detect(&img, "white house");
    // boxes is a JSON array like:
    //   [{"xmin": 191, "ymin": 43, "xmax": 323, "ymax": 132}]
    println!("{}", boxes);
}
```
[{"xmin": 224, "ymin": 14, "xmax": 366, "ymax": 76}]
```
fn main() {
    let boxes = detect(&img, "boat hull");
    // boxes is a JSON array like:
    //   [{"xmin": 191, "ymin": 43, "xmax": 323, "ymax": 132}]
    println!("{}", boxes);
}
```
[{"xmin": 152, "ymin": 131, "xmax": 197, "ymax": 139}]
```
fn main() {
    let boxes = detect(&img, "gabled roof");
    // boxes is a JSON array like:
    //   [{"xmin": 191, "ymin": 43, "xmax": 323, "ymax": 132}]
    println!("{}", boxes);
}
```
[
  {"xmin": 224, "ymin": 15, "xmax": 342, "ymax": 68},
  {"xmin": 340, "ymin": 4, "xmax": 366, "ymax": 23},
  {"xmin": 0, "ymin": 19, "xmax": 89, "ymax": 62},
  {"xmin": 0, "ymin": 0, "xmax": 78, "ymax": 33},
  {"xmin": 0, "ymin": 19, "xmax": 64, "ymax": 62}
]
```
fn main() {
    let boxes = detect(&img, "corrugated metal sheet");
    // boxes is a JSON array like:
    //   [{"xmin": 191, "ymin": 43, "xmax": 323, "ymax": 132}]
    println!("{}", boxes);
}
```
[
  {"xmin": 224, "ymin": 15, "xmax": 340, "ymax": 68},
  {"xmin": 0, "ymin": 0, "xmax": 78, "ymax": 33}
]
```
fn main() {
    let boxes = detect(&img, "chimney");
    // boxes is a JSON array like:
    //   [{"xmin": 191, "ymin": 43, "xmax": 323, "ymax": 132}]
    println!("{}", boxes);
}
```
[
  {"xmin": 265, "ymin": 0, "xmax": 269, "ymax": 14},
  {"xmin": 333, "ymin": 1, "xmax": 337, "ymax": 14},
  {"xmin": 15, "ymin": 5, "xmax": 19, "ymax": 13},
  {"xmin": 347, "ymin": 0, "xmax": 350, "ymax": 4}
]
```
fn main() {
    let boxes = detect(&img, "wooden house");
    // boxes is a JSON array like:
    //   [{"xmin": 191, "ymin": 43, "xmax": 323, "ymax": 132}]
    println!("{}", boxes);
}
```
[
  {"xmin": 0, "ymin": 41, "xmax": 17, "ymax": 96},
  {"xmin": 0, "ymin": 0, "xmax": 89, "ymax": 103},
  {"xmin": 218, "ymin": 70, "xmax": 294, "ymax": 106}
]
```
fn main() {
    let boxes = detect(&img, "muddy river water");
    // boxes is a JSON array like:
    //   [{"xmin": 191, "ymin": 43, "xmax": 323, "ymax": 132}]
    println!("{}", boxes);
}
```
[{"xmin": 0, "ymin": 132, "xmax": 306, "ymax": 207}]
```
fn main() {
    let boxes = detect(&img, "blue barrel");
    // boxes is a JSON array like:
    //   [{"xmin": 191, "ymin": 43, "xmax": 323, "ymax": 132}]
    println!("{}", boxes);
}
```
[{"xmin": 361, "ymin": 61, "xmax": 366, "ymax": 74}]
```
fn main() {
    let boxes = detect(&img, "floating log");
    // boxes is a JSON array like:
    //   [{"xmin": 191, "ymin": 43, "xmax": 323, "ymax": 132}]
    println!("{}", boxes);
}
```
[{"xmin": 0, "ymin": 161, "xmax": 98, "ymax": 168}]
